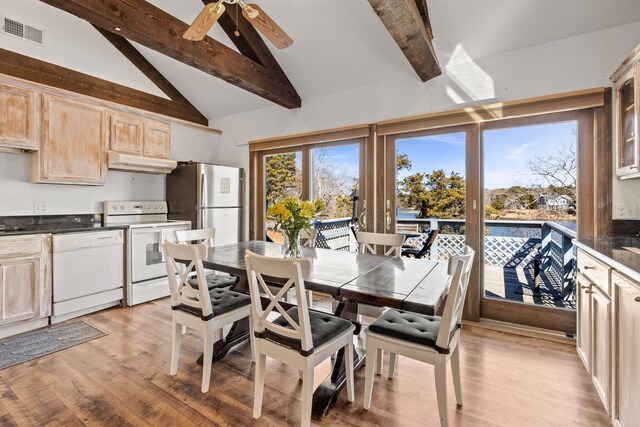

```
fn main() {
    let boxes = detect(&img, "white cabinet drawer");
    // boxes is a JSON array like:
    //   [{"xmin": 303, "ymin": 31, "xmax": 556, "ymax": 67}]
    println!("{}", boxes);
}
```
[{"xmin": 577, "ymin": 249, "xmax": 611, "ymax": 295}]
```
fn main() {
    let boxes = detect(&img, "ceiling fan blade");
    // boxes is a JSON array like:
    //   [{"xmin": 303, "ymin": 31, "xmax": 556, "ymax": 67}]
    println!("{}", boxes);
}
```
[
  {"xmin": 183, "ymin": 2, "xmax": 226, "ymax": 41},
  {"xmin": 242, "ymin": 4, "xmax": 293, "ymax": 49}
]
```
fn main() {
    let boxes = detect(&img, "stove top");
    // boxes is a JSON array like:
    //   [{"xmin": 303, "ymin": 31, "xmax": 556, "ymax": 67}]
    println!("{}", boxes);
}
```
[{"xmin": 103, "ymin": 201, "xmax": 190, "ymax": 228}]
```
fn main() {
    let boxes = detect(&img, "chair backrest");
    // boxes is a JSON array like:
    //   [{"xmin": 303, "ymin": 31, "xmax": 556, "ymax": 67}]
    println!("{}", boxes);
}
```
[
  {"xmin": 416, "ymin": 228, "xmax": 440, "ymax": 258},
  {"xmin": 163, "ymin": 241, "xmax": 214, "ymax": 318},
  {"xmin": 300, "ymin": 228, "xmax": 318, "ymax": 248},
  {"xmin": 356, "ymin": 231, "xmax": 405, "ymax": 257},
  {"xmin": 435, "ymin": 246, "xmax": 475, "ymax": 351},
  {"xmin": 244, "ymin": 250, "xmax": 314, "ymax": 352},
  {"xmin": 175, "ymin": 228, "xmax": 215, "ymax": 248}
]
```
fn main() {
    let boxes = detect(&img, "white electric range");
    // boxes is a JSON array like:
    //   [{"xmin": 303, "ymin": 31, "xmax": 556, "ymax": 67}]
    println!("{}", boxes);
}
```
[{"xmin": 103, "ymin": 201, "xmax": 190, "ymax": 306}]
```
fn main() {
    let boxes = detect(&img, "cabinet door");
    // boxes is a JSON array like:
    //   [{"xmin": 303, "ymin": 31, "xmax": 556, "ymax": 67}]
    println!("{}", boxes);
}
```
[
  {"xmin": 143, "ymin": 121, "xmax": 171, "ymax": 159},
  {"xmin": 591, "ymin": 285, "xmax": 611, "ymax": 413},
  {"xmin": 615, "ymin": 65, "xmax": 639, "ymax": 176},
  {"xmin": 0, "ymin": 83, "xmax": 37, "ymax": 151},
  {"xmin": 37, "ymin": 95, "xmax": 106, "ymax": 185},
  {"xmin": 0, "ymin": 235, "xmax": 51, "ymax": 326},
  {"xmin": 613, "ymin": 274, "xmax": 640, "ymax": 427},
  {"xmin": 110, "ymin": 112, "xmax": 143, "ymax": 155},
  {"xmin": 576, "ymin": 274, "xmax": 592, "ymax": 371}
]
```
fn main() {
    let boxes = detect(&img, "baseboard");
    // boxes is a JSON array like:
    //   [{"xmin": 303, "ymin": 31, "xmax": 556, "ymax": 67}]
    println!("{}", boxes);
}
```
[{"xmin": 463, "ymin": 318, "xmax": 575, "ymax": 345}]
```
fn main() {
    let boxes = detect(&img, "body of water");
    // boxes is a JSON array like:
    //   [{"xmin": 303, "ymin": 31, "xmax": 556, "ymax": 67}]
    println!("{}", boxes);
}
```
[{"xmin": 397, "ymin": 209, "xmax": 576, "ymax": 238}]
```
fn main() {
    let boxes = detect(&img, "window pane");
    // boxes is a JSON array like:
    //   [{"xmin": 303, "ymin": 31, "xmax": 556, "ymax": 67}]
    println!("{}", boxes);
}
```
[
  {"xmin": 264, "ymin": 152, "xmax": 302, "ymax": 242},
  {"xmin": 311, "ymin": 144, "xmax": 360, "ymax": 219},
  {"xmin": 483, "ymin": 121, "xmax": 577, "ymax": 309},
  {"xmin": 395, "ymin": 132, "xmax": 466, "ymax": 260}
]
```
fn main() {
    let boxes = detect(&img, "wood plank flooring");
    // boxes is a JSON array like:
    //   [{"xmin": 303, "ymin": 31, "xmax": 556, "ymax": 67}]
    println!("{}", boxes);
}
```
[{"xmin": 0, "ymin": 299, "xmax": 610, "ymax": 426}]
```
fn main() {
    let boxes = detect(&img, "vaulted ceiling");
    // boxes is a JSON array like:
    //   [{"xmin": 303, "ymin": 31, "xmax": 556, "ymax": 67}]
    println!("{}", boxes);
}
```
[{"xmin": 3, "ymin": 0, "xmax": 640, "ymax": 120}]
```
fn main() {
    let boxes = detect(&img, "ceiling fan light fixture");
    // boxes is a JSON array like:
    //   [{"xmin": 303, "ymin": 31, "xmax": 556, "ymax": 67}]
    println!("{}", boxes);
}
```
[{"xmin": 242, "ymin": 4, "xmax": 260, "ymax": 19}]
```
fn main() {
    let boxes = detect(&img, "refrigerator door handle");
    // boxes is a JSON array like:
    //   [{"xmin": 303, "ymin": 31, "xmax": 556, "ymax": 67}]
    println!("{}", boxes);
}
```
[{"xmin": 200, "ymin": 173, "xmax": 208, "ymax": 209}]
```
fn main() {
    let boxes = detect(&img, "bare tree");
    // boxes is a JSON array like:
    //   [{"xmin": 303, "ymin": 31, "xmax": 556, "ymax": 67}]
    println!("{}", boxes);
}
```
[
  {"xmin": 313, "ymin": 150, "xmax": 355, "ymax": 218},
  {"xmin": 527, "ymin": 141, "xmax": 576, "ymax": 197}
]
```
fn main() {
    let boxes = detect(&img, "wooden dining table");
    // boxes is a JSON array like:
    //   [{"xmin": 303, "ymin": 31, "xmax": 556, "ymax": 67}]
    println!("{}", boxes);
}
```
[{"xmin": 198, "ymin": 240, "xmax": 451, "ymax": 420}]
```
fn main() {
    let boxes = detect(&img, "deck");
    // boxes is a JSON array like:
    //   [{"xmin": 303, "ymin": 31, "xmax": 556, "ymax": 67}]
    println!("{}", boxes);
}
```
[{"xmin": 484, "ymin": 265, "xmax": 575, "ymax": 309}]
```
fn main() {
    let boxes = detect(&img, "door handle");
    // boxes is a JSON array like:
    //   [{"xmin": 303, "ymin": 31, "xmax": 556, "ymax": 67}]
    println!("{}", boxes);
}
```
[
  {"xmin": 358, "ymin": 200, "xmax": 367, "ymax": 230},
  {"xmin": 385, "ymin": 200, "xmax": 392, "ymax": 231}
]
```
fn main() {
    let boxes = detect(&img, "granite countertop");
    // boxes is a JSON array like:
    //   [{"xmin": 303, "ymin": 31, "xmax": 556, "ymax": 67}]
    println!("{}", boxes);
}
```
[
  {"xmin": 0, "ymin": 214, "xmax": 127, "ymax": 237},
  {"xmin": 575, "ymin": 236, "xmax": 640, "ymax": 281}
]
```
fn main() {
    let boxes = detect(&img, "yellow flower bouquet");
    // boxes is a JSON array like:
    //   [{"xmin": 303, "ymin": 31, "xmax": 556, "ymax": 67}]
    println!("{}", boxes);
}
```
[{"xmin": 266, "ymin": 197, "xmax": 324, "ymax": 257}]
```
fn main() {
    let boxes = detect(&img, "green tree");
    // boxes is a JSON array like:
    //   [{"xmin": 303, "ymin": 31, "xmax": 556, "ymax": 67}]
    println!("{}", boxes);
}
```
[
  {"xmin": 491, "ymin": 193, "xmax": 508, "ymax": 211},
  {"xmin": 396, "ymin": 153, "xmax": 412, "ymax": 172},
  {"xmin": 398, "ymin": 169, "xmax": 465, "ymax": 219},
  {"xmin": 265, "ymin": 153, "xmax": 301, "ymax": 207}
]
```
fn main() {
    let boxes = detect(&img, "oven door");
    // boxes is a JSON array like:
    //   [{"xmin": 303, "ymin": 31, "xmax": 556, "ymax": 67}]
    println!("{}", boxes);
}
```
[{"xmin": 130, "ymin": 224, "xmax": 189, "ymax": 283}]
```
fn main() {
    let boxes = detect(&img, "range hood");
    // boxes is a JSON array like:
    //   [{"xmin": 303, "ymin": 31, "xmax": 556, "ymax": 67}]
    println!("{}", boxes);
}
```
[{"xmin": 107, "ymin": 151, "xmax": 177, "ymax": 174}]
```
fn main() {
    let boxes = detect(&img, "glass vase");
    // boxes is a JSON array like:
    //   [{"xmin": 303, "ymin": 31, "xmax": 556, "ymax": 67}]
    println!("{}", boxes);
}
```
[{"xmin": 283, "ymin": 229, "xmax": 302, "ymax": 258}]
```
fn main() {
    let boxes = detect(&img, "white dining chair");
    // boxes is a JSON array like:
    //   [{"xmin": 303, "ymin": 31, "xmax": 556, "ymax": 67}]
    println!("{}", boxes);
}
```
[
  {"xmin": 175, "ymin": 228, "xmax": 237, "ymax": 290},
  {"xmin": 356, "ymin": 231, "xmax": 406, "ymax": 257},
  {"xmin": 163, "ymin": 241, "xmax": 254, "ymax": 393},
  {"xmin": 363, "ymin": 246, "xmax": 475, "ymax": 427},
  {"xmin": 244, "ymin": 250, "xmax": 355, "ymax": 427}
]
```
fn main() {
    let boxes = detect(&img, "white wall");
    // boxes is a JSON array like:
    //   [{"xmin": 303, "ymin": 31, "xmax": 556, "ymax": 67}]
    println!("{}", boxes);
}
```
[
  {"xmin": 0, "ymin": 124, "xmax": 221, "ymax": 216},
  {"xmin": 212, "ymin": 21, "xmax": 640, "ymax": 224}
]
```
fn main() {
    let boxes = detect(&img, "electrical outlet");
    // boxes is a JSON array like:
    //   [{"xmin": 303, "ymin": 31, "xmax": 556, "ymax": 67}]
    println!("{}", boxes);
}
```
[
  {"xmin": 32, "ymin": 202, "xmax": 49, "ymax": 214},
  {"xmin": 614, "ymin": 203, "xmax": 637, "ymax": 219}
]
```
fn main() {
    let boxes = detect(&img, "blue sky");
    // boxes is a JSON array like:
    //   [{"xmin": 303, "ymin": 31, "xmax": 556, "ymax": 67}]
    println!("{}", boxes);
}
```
[
  {"xmin": 279, "ymin": 120, "xmax": 577, "ymax": 191},
  {"xmin": 397, "ymin": 120, "xmax": 577, "ymax": 189}
]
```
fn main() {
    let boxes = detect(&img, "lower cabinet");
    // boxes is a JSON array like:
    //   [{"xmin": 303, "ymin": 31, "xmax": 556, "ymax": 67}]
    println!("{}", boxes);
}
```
[
  {"xmin": 576, "ymin": 274, "xmax": 592, "ymax": 370},
  {"xmin": 591, "ymin": 284, "xmax": 611, "ymax": 413},
  {"xmin": 612, "ymin": 272, "xmax": 640, "ymax": 427},
  {"xmin": 0, "ymin": 234, "xmax": 51, "ymax": 338}
]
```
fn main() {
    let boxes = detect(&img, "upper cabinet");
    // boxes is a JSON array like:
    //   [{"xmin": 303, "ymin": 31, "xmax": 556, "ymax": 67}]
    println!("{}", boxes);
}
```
[
  {"xmin": 108, "ymin": 112, "xmax": 171, "ymax": 159},
  {"xmin": 142, "ymin": 120, "xmax": 171, "ymax": 159},
  {"xmin": 0, "ymin": 83, "xmax": 37, "ymax": 152},
  {"xmin": 32, "ymin": 94, "xmax": 106, "ymax": 185},
  {"xmin": 612, "ymin": 43, "xmax": 640, "ymax": 179}
]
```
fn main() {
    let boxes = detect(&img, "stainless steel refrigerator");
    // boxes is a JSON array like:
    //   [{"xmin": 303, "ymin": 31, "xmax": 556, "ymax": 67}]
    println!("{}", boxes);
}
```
[{"xmin": 166, "ymin": 163, "xmax": 243, "ymax": 246}]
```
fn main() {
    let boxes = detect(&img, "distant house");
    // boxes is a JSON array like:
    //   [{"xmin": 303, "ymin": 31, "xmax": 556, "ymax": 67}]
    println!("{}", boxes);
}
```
[{"xmin": 538, "ymin": 194, "xmax": 573, "ymax": 211}]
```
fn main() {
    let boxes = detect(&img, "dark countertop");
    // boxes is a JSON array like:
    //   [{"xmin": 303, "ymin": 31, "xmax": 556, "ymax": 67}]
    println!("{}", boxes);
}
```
[
  {"xmin": 575, "ymin": 236, "xmax": 640, "ymax": 281},
  {"xmin": 0, "ymin": 214, "xmax": 127, "ymax": 237}
]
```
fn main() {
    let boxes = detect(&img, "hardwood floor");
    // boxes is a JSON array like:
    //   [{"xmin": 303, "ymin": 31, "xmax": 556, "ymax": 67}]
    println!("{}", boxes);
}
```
[{"xmin": 0, "ymin": 299, "xmax": 610, "ymax": 426}]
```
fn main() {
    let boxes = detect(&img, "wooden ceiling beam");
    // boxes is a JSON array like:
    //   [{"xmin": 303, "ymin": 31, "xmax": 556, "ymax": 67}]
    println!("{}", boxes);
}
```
[
  {"xmin": 38, "ymin": 0, "xmax": 301, "ymax": 109},
  {"xmin": 0, "ymin": 48, "xmax": 208, "ymax": 125},
  {"xmin": 367, "ymin": 0, "xmax": 441, "ymax": 82},
  {"xmin": 94, "ymin": 25, "xmax": 199, "ymax": 108}
]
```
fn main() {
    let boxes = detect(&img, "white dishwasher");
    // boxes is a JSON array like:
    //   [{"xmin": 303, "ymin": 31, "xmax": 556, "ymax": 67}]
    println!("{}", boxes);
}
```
[{"xmin": 51, "ymin": 230, "xmax": 124, "ymax": 323}]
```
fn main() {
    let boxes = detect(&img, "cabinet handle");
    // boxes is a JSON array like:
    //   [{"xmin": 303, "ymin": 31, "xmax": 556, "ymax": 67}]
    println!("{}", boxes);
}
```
[
  {"xmin": 580, "ymin": 285, "xmax": 590, "ymax": 289},
  {"xmin": 583, "ymin": 265, "xmax": 596, "ymax": 270},
  {"xmin": 635, "ymin": 296, "xmax": 640, "ymax": 302},
  {"xmin": 585, "ymin": 290, "xmax": 593, "ymax": 294}
]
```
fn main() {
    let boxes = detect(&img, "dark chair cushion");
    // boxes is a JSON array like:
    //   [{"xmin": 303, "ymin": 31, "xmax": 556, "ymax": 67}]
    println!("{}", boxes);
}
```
[
  {"xmin": 368, "ymin": 309, "xmax": 447, "ymax": 351},
  {"xmin": 260, "ymin": 308, "xmax": 353, "ymax": 356},
  {"xmin": 173, "ymin": 288, "xmax": 250, "ymax": 320},
  {"xmin": 188, "ymin": 273, "xmax": 237, "ymax": 290}
]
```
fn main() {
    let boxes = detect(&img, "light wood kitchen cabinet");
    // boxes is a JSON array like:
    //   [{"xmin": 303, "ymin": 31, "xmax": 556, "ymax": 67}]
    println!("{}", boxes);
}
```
[
  {"xmin": 142, "ymin": 120, "xmax": 171, "ymax": 159},
  {"xmin": 612, "ymin": 43, "xmax": 640, "ymax": 179},
  {"xmin": 32, "ymin": 94, "xmax": 106, "ymax": 185},
  {"xmin": 0, "ymin": 83, "xmax": 37, "ymax": 152},
  {"xmin": 0, "ymin": 234, "xmax": 51, "ymax": 339},
  {"xmin": 591, "ymin": 283, "xmax": 611, "ymax": 413},
  {"xmin": 109, "ymin": 112, "xmax": 143, "ymax": 155},
  {"xmin": 576, "ymin": 274, "xmax": 592, "ymax": 371},
  {"xmin": 612, "ymin": 272, "xmax": 640, "ymax": 427}
]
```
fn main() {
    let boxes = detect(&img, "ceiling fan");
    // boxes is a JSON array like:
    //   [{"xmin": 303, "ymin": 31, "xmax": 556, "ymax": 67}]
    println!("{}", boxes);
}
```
[{"xmin": 183, "ymin": 0, "xmax": 293, "ymax": 49}]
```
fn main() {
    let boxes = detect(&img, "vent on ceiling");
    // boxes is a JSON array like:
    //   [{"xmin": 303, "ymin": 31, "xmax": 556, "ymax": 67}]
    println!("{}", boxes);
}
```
[{"xmin": 2, "ymin": 17, "xmax": 44, "ymax": 45}]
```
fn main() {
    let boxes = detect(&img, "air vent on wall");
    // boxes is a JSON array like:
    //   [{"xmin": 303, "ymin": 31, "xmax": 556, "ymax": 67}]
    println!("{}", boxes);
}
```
[{"xmin": 1, "ymin": 16, "xmax": 44, "ymax": 45}]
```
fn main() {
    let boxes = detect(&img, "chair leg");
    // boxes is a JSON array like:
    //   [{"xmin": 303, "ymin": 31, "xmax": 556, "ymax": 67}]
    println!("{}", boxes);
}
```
[
  {"xmin": 201, "ymin": 325, "xmax": 214, "ymax": 393},
  {"xmin": 170, "ymin": 320, "xmax": 182, "ymax": 376},
  {"xmin": 434, "ymin": 356, "xmax": 449, "ymax": 427},
  {"xmin": 376, "ymin": 348, "xmax": 383, "ymax": 375},
  {"xmin": 451, "ymin": 347, "xmax": 463, "ymax": 406},
  {"xmin": 248, "ymin": 317, "xmax": 256, "ymax": 363},
  {"xmin": 345, "ymin": 338, "xmax": 355, "ymax": 403},
  {"xmin": 301, "ymin": 364, "xmax": 314, "ymax": 427},
  {"xmin": 388, "ymin": 352, "xmax": 397, "ymax": 379},
  {"xmin": 253, "ymin": 349, "xmax": 266, "ymax": 419},
  {"xmin": 363, "ymin": 335, "xmax": 376, "ymax": 410}
]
